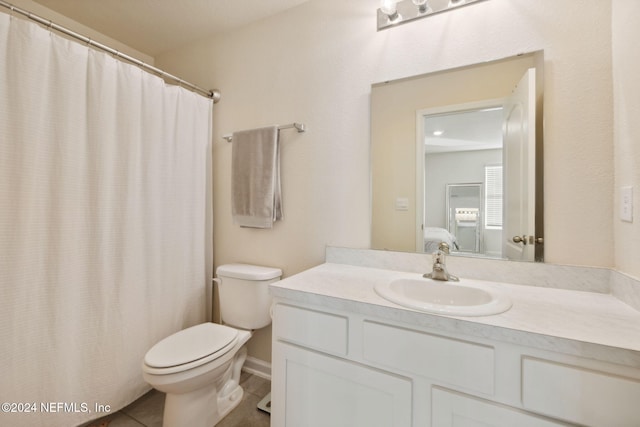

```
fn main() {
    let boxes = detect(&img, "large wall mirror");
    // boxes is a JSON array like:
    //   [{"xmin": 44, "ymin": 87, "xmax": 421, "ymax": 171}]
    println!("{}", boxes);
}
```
[{"xmin": 371, "ymin": 51, "xmax": 544, "ymax": 262}]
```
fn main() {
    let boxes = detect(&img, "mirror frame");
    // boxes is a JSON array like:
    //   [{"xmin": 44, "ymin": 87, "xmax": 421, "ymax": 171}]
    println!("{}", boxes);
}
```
[{"xmin": 370, "ymin": 51, "xmax": 544, "ymax": 262}]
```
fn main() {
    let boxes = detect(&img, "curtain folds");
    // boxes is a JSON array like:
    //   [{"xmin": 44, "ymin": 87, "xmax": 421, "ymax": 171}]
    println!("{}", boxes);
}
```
[{"xmin": 0, "ymin": 12, "xmax": 213, "ymax": 427}]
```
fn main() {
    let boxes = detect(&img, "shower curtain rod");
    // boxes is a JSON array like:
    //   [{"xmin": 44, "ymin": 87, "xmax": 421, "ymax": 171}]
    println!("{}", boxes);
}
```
[
  {"xmin": 222, "ymin": 123, "xmax": 306, "ymax": 142},
  {"xmin": 0, "ymin": 0, "xmax": 221, "ymax": 102}
]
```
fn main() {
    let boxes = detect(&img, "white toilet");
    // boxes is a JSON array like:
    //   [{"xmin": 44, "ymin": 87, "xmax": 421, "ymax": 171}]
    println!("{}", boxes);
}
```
[{"xmin": 142, "ymin": 263, "xmax": 281, "ymax": 427}]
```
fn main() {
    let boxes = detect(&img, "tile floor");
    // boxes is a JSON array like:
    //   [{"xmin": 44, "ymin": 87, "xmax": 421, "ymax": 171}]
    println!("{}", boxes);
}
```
[{"xmin": 82, "ymin": 372, "xmax": 271, "ymax": 427}]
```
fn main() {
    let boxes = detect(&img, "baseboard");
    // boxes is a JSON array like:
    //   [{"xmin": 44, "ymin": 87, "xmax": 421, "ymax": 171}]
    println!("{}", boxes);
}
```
[{"xmin": 242, "ymin": 356, "xmax": 271, "ymax": 380}]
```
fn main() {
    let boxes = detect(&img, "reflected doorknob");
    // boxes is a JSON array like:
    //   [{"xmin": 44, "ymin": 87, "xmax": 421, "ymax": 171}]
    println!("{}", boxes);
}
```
[
  {"xmin": 513, "ymin": 235, "xmax": 544, "ymax": 245},
  {"xmin": 512, "ymin": 235, "xmax": 527, "ymax": 244}
]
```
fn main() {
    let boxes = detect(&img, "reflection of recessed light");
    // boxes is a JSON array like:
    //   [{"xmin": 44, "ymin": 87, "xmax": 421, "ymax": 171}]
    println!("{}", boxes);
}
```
[{"xmin": 433, "ymin": 130, "xmax": 444, "ymax": 136}]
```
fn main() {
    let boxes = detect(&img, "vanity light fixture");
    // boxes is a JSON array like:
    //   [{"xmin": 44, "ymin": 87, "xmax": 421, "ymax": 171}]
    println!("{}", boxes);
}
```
[{"xmin": 377, "ymin": 0, "xmax": 489, "ymax": 31}]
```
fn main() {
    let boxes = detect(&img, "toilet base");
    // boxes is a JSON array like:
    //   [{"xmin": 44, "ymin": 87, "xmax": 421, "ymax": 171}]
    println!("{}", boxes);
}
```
[
  {"xmin": 217, "ymin": 381, "xmax": 244, "ymax": 421},
  {"xmin": 214, "ymin": 345, "xmax": 247, "ymax": 424},
  {"xmin": 160, "ymin": 346, "xmax": 248, "ymax": 427}
]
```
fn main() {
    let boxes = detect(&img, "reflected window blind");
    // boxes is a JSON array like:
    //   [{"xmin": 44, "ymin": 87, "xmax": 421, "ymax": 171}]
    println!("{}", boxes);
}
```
[{"xmin": 485, "ymin": 165, "xmax": 503, "ymax": 229}]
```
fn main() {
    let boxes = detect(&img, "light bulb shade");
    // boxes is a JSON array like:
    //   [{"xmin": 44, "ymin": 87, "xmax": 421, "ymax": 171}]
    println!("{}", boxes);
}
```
[
  {"xmin": 380, "ymin": 0, "xmax": 398, "ymax": 16},
  {"xmin": 412, "ymin": 0, "xmax": 428, "ymax": 12}
]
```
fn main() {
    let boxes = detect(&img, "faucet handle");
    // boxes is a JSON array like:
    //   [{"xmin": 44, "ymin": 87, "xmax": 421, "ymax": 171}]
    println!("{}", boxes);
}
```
[{"xmin": 438, "ymin": 242, "xmax": 450, "ymax": 254}]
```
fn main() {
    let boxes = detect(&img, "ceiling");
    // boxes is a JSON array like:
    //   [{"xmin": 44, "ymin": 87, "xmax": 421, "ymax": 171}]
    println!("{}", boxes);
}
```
[
  {"xmin": 32, "ymin": 0, "xmax": 311, "ymax": 56},
  {"xmin": 424, "ymin": 107, "xmax": 504, "ymax": 154}
]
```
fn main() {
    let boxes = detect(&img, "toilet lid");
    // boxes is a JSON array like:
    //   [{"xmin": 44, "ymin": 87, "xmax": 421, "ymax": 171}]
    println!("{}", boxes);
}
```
[{"xmin": 144, "ymin": 323, "xmax": 238, "ymax": 369}]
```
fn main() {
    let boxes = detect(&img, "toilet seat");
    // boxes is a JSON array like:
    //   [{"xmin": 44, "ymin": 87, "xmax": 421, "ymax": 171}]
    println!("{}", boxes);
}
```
[{"xmin": 143, "ymin": 323, "xmax": 239, "ymax": 375}]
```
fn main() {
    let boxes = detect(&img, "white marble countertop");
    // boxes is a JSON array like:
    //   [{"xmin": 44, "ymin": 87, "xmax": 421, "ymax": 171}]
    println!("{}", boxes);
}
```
[{"xmin": 270, "ymin": 263, "xmax": 640, "ymax": 368}]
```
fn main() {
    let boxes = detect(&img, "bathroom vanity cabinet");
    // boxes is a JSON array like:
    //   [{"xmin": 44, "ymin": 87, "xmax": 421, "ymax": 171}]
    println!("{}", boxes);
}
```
[{"xmin": 269, "ymin": 264, "xmax": 640, "ymax": 427}]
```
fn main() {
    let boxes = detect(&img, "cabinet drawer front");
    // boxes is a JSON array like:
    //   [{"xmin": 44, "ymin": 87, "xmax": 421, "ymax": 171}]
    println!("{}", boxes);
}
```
[
  {"xmin": 280, "ymin": 343, "xmax": 412, "ymax": 427},
  {"xmin": 522, "ymin": 357, "xmax": 640, "ymax": 427},
  {"xmin": 432, "ymin": 388, "xmax": 568, "ymax": 427},
  {"xmin": 274, "ymin": 304, "xmax": 348, "ymax": 356},
  {"xmin": 363, "ymin": 321, "xmax": 494, "ymax": 395}
]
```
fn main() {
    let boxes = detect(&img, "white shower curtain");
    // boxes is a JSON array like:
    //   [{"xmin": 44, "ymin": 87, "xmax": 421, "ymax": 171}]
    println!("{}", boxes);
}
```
[{"xmin": 0, "ymin": 12, "xmax": 213, "ymax": 427}]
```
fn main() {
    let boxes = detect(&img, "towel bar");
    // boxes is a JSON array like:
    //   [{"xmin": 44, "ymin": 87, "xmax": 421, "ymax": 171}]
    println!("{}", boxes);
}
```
[{"xmin": 223, "ymin": 123, "xmax": 305, "ymax": 142}]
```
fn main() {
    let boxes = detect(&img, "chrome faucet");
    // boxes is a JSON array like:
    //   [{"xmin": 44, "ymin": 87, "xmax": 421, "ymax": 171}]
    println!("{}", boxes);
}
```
[{"xmin": 423, "ymin": 242, "xmax": 459, "ymax": 282}]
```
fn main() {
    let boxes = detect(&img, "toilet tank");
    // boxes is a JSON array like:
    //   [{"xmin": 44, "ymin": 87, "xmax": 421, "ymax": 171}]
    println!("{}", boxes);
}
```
[{"xmin": 216, "ymin": 264, "xmax": 282, "ymax": 330}]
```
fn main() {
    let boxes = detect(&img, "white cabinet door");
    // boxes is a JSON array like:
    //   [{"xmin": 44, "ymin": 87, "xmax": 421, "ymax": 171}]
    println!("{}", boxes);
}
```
[
  {"xmin": 271, "ymin": 342, "xmax": 412, "ymax": 427},
  {"xmin": 432, "ymin": 388, "xmax": 570, "ymax": 427}
]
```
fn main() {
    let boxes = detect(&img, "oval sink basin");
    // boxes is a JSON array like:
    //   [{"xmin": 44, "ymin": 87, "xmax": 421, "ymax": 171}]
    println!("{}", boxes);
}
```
[{"xmin": 375, "ymin": 278, "xmax": 512, "ymax": 316}]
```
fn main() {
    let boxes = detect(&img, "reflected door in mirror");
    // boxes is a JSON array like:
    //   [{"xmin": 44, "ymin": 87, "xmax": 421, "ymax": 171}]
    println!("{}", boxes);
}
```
[{"xmin": 503, "ymin": 68, "xmax": 536, "ymax": 262}]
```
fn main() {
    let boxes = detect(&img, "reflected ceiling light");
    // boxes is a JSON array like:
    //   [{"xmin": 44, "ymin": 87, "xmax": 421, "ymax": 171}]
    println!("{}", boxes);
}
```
[
  {"xmin": 377, "ymin": 0, "xmax": 488, "ymax": 31},
  {"xmin": 433, "ymin": 130, "xmax": 444, "ymax": 136}
]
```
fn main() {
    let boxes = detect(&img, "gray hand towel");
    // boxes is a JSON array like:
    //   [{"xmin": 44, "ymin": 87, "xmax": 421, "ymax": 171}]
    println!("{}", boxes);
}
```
[{"xmin": 231, "ymin": 126, "xmax": 282, "ymax": 228}]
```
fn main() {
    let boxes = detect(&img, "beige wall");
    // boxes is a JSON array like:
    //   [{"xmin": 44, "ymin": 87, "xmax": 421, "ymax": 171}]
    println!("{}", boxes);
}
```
[
  {"xmin": 8, "ymin": 0, "xmax": 153, "ymax": 64},
  {"xmin": 612, "ymin": 0, "xmax": 640, "ymax": 278},
  {"xmin": 155, "ymin": 0, "xmax": 617, "ymax": 362}
]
